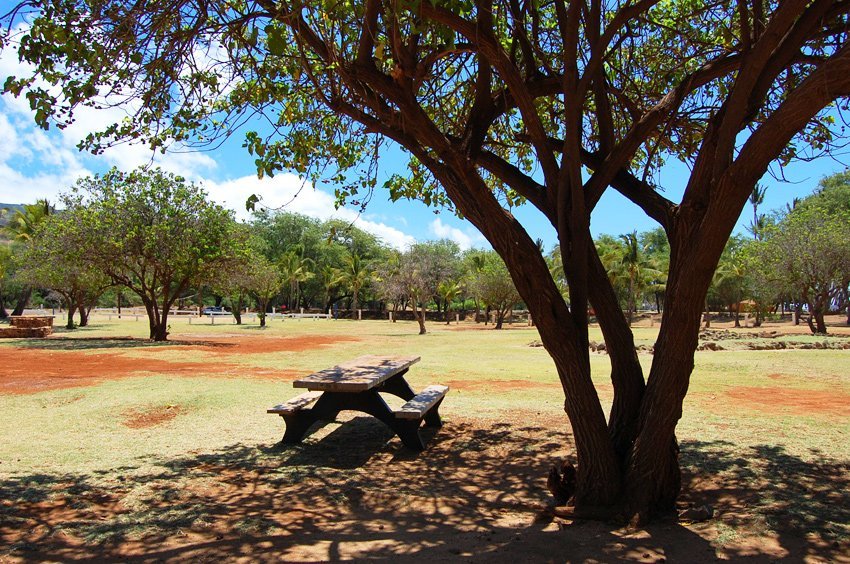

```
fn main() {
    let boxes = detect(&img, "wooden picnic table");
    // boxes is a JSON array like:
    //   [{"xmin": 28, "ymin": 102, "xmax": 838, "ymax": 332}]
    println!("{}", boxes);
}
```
[{"xmin": 268, "ymin": 355, "xmax": 448, "ymax": 451}]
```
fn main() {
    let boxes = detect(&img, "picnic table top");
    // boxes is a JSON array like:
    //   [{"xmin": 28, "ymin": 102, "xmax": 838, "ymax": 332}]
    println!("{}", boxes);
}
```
[{"xmin": 293, "ymin": 355, "xmax": 421, "ymax": 392}]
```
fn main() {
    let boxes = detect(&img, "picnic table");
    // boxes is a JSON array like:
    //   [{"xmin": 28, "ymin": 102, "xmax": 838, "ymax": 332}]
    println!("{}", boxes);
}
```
[{"xmin": 268, "ymin": 355, "xmax": 448, "ymax": 451}]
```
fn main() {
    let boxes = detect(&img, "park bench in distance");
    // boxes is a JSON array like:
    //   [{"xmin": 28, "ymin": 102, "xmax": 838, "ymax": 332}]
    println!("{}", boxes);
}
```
[{"xmin": 268, "ymin": 355, "xmax": 448, "ymax": 451}]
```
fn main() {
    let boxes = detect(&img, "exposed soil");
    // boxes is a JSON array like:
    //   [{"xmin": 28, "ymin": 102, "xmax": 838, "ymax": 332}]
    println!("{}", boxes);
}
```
[
  {"xmin": 0, "ymin": 344, "xmax": 301, "ymax": 395},
  {"xmin": 122, "ymin": 404, "xmax": 186, "ymax": 429},
  {"xmin": 724, "ymin": 386, "xmax": 850, "ymax": 417},
  {"xmin": 444, "ymin": 378, "xmax": 560, "ymax": 391},
  {"xmin": 157, "ymin": 334, "xmax": 360, "ymax": 355}
]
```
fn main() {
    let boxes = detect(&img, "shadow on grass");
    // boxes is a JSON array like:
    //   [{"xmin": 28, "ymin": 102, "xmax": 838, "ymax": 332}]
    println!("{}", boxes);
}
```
[
  {"xmin": 1, "ymin": 423, "xmax": 847, "ymax": 561},
  {"xmin": 681, "ymin": 440, "xmax": 850, "ymax": 543},
  {"xmin": 12, "ymin": 336, "xmax": 236, "ymax": 351}
]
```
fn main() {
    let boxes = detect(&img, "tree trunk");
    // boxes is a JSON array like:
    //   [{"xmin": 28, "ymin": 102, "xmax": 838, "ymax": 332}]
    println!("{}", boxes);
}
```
[
  {"xmin": 66, "ymin": 306, "xmax": 75, "ymax": 329},
  {"xmin": 11, "ymin": 287, "xmax": 31, "ymax": 316},
  {"xmin": 78, "ymin": 304, "xmax": 90, "ymax": 327},
  {"xmin": 0, "ymin": 300, "xmax": 7, "ymax": 319},
  {"xmin": 494, "ymin": 313, "xmax": 503, "ymax": 329},
  {"xmin": 733, "ymin": 302, "xmax": 740, "ymax": 327},
  {"xmin": 588, "ymin": 248, "xmax": 646, "ymax": 462},
  {"xmin": 810, "ymin": 303, "xmax": 827, "ymax": 334},
  {"xmin": 151, "ymin": 305, "xmax": 169, "ymax": 341},
  {"xmin": 416, "ymin": 303, "xmax": 427, "ymax": 334}
]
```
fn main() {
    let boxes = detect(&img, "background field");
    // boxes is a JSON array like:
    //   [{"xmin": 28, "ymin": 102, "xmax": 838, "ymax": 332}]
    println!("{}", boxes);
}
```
[{"xmin": 1, "ymin": 316, "xmax": 848, "ymax": 561}]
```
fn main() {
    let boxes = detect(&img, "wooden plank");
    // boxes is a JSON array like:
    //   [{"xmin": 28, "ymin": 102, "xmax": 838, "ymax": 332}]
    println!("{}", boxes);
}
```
[
  {"xmin": 293, "ymin": 355, "xmax": 420, "ymax": 392},
  {"xmin": 267, "ymin": 391, "xmax": 323, "ymax": 414},
  {"xmin": 394, "ymin": 385, "xmax": 449, "ymax": 420}
]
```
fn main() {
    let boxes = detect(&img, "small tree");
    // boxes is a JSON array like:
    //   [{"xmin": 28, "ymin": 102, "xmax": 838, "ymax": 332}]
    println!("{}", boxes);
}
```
[
  {"xmin": 61, "ymin": 168, "xmax": 249, "ymax": 341},
  {"xmin": 473, "ymin": 252, "xmax": 521, "ymax": 329},
  {"xmin": 248, "ymin": 258, "xmax": 285, "ymax": 327},
  {"xmin": 757, "ymin": 203, "xmax": 850, "ymax": 334},
  {"xmin": 17, "ymin": 212, "xmax": 112, "ymax": 329}
]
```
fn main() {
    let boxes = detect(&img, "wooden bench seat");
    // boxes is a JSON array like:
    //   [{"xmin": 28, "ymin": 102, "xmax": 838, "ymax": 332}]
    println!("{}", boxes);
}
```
[
  {"xmin": 394, "ymin": 385, "xmax": 449, "ymax": 420},
  {"xmin": 267, "ymin": 391, "xmax": 323, "ymax": 415}
]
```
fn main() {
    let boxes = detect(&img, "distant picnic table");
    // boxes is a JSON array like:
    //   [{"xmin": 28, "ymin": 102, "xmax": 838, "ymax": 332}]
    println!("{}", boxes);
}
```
[{"xmin": 268, "ymin": 355, "xmax": 448, "ymax": 451}]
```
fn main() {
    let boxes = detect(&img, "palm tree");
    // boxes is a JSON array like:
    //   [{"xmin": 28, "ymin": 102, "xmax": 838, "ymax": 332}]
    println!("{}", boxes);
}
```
[
  {"xmin": 278, "ymin": 251, "xmax": 314, "ymax": 311},
  {"xmin": 319, "ymin": 265, "xmax": 344, "ymax": 311},
  {"xmin": 437, "ymin": 280, "xmax": 463, "ymax": 323},
  {"xmin": 3, "ymin": 200, "xmax": 53, "ymax": 315},
  {"xmin": 601, "ymin": 232, "xmax": 661, "ymax": 325},
  {"xmin": 340, "ymin": 252, "xmax": 371, "ymax": 319},
  {"xmin": 4, "ymin": 199, "xmax": 53, "ymax": 242},
  {"xmin": 748, "ymin": 184, "xmax": 767, "ymax": 240}
]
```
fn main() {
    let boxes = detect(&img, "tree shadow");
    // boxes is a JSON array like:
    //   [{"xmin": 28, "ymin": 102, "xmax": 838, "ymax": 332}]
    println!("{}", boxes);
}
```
[
  {"xmin": 1, "ymin": 425, "xmax": 846, "ymax": 561},
  {"xmin": 680, "ymin": 439, "xmax": 849, "ymax": 551}
]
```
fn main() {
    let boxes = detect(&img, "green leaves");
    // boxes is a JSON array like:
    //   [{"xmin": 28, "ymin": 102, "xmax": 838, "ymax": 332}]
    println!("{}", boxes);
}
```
[{"xmin": 265, "ymin": 25, "xmax": 286, "ymax": 56}]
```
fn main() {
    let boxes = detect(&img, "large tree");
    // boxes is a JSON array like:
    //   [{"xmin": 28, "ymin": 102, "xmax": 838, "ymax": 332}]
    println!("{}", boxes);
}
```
[
  {"xmin": 58, "ymin": 167, "xmax": 249, "ymax": 341},
  {"xmin": 4, "ymin": 0, "xmax": 850, "ymax": 521}
]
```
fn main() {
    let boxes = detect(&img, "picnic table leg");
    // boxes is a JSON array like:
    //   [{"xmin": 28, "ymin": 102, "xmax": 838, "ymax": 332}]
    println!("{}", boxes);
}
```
[
  {"xmin": 423, "ymin": 396, "xmax": 445, "ymax": 428},
  {"xmin": 280, "ymin": 413, "xmax": 321, "ymax": 444},
  {"xmin": 279, "ymin": 394, "xmax": 343, "ymax": 444},
  {"xmin": 379, "ymin": 371, "xmax": 416, "ymax": 401},
  {"xmin": 335, "ymin": 390, "xmax": 426, "ymax": 451}
]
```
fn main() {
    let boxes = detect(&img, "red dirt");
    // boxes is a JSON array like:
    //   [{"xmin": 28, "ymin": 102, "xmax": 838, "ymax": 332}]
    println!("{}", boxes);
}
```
[
  {"xmin": 122, "ymin": 404, "xmax": 185, "ymax": 429},
  {"xmin": 158, "ymin": 334, "xmax": 359, "ymax": 354},
  {"xmin": 445, "ymin": 378, "xmax": 560, "ymax": 391},
  {"xmin": 725, "ymin": 385, "xmax": 850, "ymax": 417},
  {"xmin": 0, "ymin": 347, "xmax": 298, "ymax": 395},
  {"xmin": 0, "ymin": 334, "xmax": 357, "ymax": 395}
]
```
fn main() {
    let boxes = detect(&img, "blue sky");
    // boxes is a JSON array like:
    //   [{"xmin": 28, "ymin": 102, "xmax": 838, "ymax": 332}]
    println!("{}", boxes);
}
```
[{"xmin": 0, "ymin": 38, "xmax": 845, "ymax": 252}]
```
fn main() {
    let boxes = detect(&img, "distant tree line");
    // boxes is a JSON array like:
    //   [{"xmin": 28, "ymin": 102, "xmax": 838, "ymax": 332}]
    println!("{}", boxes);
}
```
[{"xmin": 1, "ymin": 169, "xmax": 848, "ymax": 338}]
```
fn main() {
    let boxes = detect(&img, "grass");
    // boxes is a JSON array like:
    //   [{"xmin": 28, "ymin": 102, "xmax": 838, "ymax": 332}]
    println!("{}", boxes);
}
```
[{"xmin": 0, "ymin": 314, "xmax": 848, "ymax": 558}]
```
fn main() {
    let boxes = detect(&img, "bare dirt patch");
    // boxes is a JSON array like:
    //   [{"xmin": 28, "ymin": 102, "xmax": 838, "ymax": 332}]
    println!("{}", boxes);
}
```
[
  {"xmin": 0, "ymin": 347, "xmax": 301, "ymax": 395},
  {"xmin": 0, "ymin": 334, "xmax": 357, "ymax": 395},
  {"xmin": 160, "ymin": 334, "xmax": 360, "ymax": 354},
  {"xmin": 724, "ymin": 386, "xmax": 850, "ymax": 417},
  {"xmin": 444, "ymin": 378, "xmax": 560, "ymax": 391},
  {"xmin": 122, "ymin": 404, "xmax": 185, "ymax": 429}
]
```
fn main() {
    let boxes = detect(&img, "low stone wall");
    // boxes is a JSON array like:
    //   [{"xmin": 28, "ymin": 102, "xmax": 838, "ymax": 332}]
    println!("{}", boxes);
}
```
[
  {"xmin": 0, "ymin": 316, "xmax": 55, "ymax": 338},
  {"xmin": 0, "ymin": 326, "xmax": 53, "ymax": 338}
]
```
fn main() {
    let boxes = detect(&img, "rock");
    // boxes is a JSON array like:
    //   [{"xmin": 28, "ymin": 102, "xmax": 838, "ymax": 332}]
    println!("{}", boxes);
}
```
[
  {"xmin": 678, "ymin": 504, "xmax": 714, "ymax": 522},
  {"xmin": 547, "ymin": 461, "xmax": 577, "ymax": 506}
]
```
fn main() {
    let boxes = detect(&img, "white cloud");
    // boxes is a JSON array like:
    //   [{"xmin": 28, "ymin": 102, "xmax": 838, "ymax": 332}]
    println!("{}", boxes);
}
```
[
  {"xmin": 428, "ymin": 218, "xmax": 485, "ymax": 251},
  {"xmin": 205, "ymin": 173, "xmax": 416, "ymax": 249},
  {"xmin": 0, "ymin": 27, "xmax": 417, "ymax": 247}
]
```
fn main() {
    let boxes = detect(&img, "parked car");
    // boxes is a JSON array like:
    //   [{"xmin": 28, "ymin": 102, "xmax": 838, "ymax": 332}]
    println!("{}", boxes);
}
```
[{"xmin": 202, "ymin": 306, "xmax": 229, "ymax": 315}]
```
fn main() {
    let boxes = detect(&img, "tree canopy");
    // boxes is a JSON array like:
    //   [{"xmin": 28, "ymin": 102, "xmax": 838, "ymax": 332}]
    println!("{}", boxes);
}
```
[
  {"xmin": 59, "ymin": 167, "xmax": 250, "ymax": 340},
  {"xmin": 3, "ymin": 0, "xmax": 850, "ymax": 521}
]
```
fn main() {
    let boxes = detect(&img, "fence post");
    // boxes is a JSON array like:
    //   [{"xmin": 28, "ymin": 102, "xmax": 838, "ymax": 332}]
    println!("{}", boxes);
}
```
[
  {"xmin": 358, "ymin": 309, "xmax": 362, "ymax": 321},
  {"xmin": 389, "ymin": 311, "xmax": 393, "ymax": 322}
]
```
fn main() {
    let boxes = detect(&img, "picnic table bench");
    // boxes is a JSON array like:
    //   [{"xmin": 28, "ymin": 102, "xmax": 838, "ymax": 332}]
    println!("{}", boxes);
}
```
[{"xmin": 268, "ymin": 355, "xmax": 448, "ymax": 451}]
